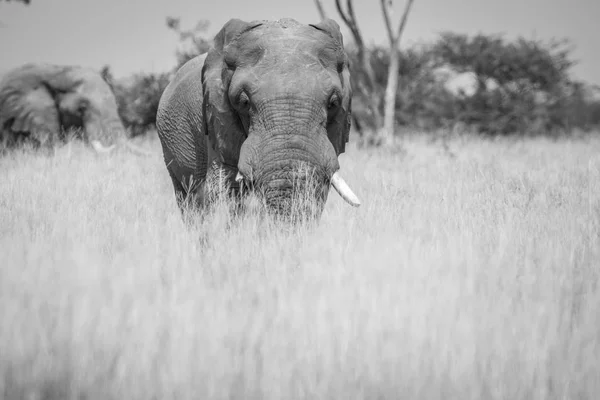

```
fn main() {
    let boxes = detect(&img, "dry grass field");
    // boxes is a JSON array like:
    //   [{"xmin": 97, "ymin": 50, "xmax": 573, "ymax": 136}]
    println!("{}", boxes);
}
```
[{"xmin": 1, "ymin": 132, "xmax": 599, "ymax": 399}]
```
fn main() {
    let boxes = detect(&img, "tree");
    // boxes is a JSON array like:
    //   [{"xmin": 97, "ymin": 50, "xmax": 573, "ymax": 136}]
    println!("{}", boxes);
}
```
[
  {"xmin": 314, "ymin": 0, "xmax": 328, "ymax": 20},
  {"xmin": 362, "ymin": 43, "xmax": 448, "ymax": 130},
  {"xmin": 2, "ymin": 0, "xmax": 30, "ymax": 4},
  {"xmin": 380, "ymin": 0, "xmax": 415, "ymax": 142}
]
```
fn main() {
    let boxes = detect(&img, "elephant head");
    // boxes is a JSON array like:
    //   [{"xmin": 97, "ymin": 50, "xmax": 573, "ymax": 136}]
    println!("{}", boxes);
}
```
[
  {"xmin": 0, "ymin": 63, "xmax": 126, "ymax": 151},
  {"xmin": 201, "ymin": 18, "xmax": 360, "ymax": 218}
]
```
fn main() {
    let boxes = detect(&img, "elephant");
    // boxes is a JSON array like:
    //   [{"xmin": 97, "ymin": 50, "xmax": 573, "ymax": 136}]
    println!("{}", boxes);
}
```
[
  {"xmin": 0, "ymin": 63, "xmax": 127, "ymax": 152},
  {"xmin": 156, "ymin": 17, "xmax": 361, "ymax": 220}
]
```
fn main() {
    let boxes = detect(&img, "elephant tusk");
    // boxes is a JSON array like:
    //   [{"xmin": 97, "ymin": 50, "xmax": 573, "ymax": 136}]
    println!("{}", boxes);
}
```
[
  {"xmin": 330, "ymin": 172, "xmax": 361, "ymax": 207},
  {"xmin": 235, "ymin": 172, "xmax": 244, "ymax": 183},
  {"xmin": 90, "ymin": 140, "xmax": 116, "ymax": 153}
]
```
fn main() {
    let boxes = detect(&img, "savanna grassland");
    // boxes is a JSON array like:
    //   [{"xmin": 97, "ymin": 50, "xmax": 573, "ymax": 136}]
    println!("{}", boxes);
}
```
[{"xmin": 1, "ymin": 132, "xmax": 599, "ymax": 400}]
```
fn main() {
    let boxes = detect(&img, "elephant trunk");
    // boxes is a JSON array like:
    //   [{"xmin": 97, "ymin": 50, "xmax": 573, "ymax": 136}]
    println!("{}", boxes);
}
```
[
  {"xmin": 237, "ymin": 127, "xmax": 340, "ymax": 219},
  {"xmin": 86, "ymin": 114, "xmax": 127, "ymax": 152}
]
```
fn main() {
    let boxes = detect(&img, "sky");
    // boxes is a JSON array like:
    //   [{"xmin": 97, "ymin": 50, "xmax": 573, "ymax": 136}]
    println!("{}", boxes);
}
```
[{"xmin": 0, "ymin": 0, "xmax": 599, "ymax": 86}]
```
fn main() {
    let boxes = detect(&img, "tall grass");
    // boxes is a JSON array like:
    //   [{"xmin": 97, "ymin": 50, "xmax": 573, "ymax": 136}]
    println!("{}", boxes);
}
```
[{"xmin": 1, "ymin": 133, "xmax": 599, "ymax": 399}]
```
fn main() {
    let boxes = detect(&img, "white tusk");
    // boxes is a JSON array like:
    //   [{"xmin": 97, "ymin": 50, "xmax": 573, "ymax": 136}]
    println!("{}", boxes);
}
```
[
  {"xmin": 235, "ymin": 172, "xmax": 244, "ymax": 182},
  {"xmin": 90, "ymin": 140, "xmax": 116, "ymax": 153},
  {"xmin": 330, "ymin": 172, "xmax": 361, "ymax": 207}
]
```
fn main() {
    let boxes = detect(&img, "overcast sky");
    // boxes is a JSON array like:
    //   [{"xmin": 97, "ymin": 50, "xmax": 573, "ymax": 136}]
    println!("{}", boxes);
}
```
[{"xmin": 1, "ymin": 0, "xmax": 598, "ymax": 85}]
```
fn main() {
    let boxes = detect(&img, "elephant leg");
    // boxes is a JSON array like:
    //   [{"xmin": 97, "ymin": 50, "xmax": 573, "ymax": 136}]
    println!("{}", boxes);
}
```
[
  {"xmin": 0, "ymin": 128, "xmax": 17, "ymax": 151},
  {"xmin": 166, "ymin": 166, "xmax": 189, "ymax": 213},
  {"xmin": 166, "ymin": 165, "xmax": 210, "ymax": 217},
  {"xmin": 21, "ymin": 87, "xmax": 61, "ymax": 149}
]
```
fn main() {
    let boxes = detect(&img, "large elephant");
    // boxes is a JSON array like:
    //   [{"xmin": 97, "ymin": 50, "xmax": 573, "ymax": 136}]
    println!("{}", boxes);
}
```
[
  {"xmin": 156, "ymin": 17, "xmax": 361, "ymax": 220},
  {"xmin": 0, "ymin": 63, "xmax": 126, "ymax": 152}
]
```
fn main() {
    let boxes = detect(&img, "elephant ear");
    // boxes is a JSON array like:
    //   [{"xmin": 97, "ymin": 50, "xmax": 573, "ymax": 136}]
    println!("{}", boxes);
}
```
[
  {"xmin": 309, "ymin": 18, "xmax": 345, "ymax": 47},
  {"xmin": 0, "ymin": 83, "xmax": 61, "ymax": 146},
  {"xmin": 201, "ymin": 18, "xmax": 263, "ymax": 167},
  {"xmin": 339, "ymin": 64, "xmax": 352, "ymax": 154},
  {"xmin": 310, "ymin": 19, "xmax": 352, "ymax": 155},
  {"xmin": 328, "ymin": 58, "xmax": 352, "ymax": 156}
]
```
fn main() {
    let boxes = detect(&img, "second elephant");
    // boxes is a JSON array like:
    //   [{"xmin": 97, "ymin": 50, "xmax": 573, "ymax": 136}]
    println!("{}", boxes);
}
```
[{"xmin": 0, "ymin": 63, "xmax": 126, "ymax": 152}]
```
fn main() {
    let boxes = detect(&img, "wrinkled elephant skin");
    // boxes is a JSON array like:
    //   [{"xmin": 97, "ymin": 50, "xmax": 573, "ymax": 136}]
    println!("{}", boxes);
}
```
[{"xmin": 157, "ymin": 17, "xmax": 361, "ymax": 221}]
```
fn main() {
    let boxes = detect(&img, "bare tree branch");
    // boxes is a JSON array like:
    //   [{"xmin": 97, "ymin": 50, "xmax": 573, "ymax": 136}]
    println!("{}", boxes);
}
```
[
  {"xmin": 380, "ymin": 0, "xmax": 417, "ymax": 143},
  {"xmin": 334, "ymin": 0, "xmax": 353, "ymax": 31},
  {"xmin": 344, "ymin": 0, "xmax": 363, "ymax": 47},
  {"xmin": 335, "ymin": 0, "xmax": 362, "ymax": 47},
  {"xmin": 314, "ymin": 0, "xmax": 328, "ymax": 20},
  {"xmin": 333, "ymin": 0, "xmax": 376, "ymax": 92},
  {"xmin": 381, "ymin": 0, "xmax": 415, "ymax": 46},
  {"xmin": 394, "ymin": 0, "xmax": 415, "ymax": 45},
  {"xmin": 346, "ymin": 0, "xmax": 357, "ymax": 23},
  {"xmin": 380, "ymin": 0, "xmax": 395, "ymax": 45}
]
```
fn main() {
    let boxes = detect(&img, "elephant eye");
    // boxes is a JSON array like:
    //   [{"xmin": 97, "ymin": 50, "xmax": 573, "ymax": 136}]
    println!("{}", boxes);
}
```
[
  {"xmin": 238, "ymin": 91, "xmax": 250, "ymax": 109},
  {"xmin": 328, "ymin": 93, "xmax": 340, "ymax": 111},
  {"xmin": 78, "ymin": 100, "xmax": 89, "ymax": 115}
]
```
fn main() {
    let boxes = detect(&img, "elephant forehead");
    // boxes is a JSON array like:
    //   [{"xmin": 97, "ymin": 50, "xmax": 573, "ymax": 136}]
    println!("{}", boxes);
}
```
[
  {"xmin": 76, "ymin": 76, "xmax": 114, "ymax": 101},
  {"xmin": 230, "ymin": 25, "xmax": 342, "ymax": 69}
]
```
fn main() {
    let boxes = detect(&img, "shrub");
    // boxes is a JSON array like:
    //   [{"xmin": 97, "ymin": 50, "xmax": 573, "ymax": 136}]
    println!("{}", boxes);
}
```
[{"xmin": 102, "ymin": 66, "xmax": 170, "ymax": 137}]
